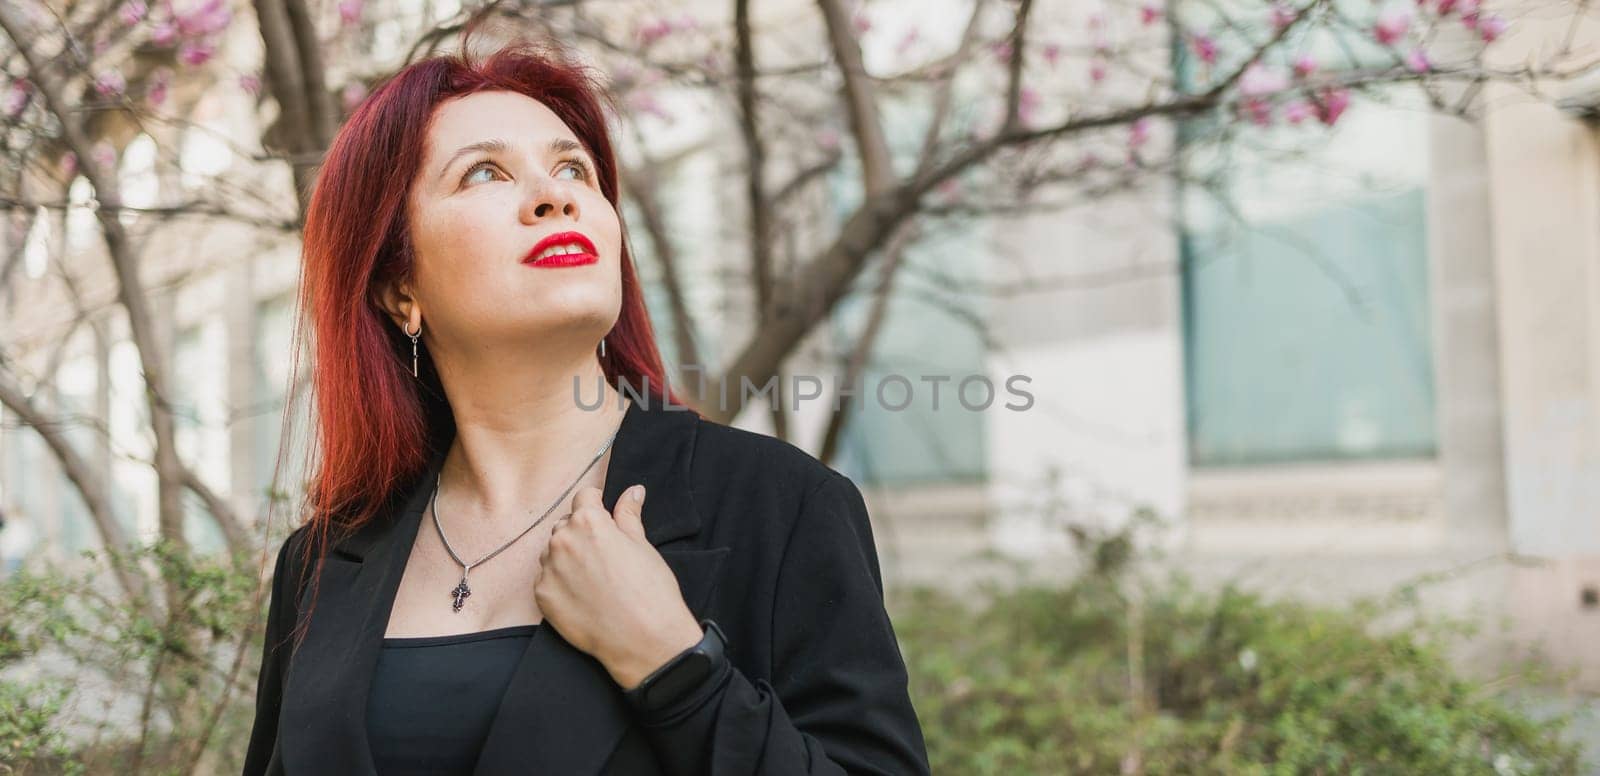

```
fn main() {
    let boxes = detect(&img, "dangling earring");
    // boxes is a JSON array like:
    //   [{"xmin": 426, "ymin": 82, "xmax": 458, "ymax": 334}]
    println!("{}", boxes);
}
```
[
  {"xmin": 598, "ymin": 336, "xmax": 606, "ymax": 358},
  {"xmin": 405, "ymin": 321, "xmax": 421, "ymax": 378}
]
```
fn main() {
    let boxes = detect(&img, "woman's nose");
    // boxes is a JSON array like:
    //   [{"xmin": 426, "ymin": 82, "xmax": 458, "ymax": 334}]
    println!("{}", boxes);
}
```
[{"xmin": 519, "ymin": 177, "xmax": 579, "ymax": 223}]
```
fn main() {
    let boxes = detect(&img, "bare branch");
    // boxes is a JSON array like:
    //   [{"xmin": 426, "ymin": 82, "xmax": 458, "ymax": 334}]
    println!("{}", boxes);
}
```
[
  {"xmin": 819, "ymin": 221, "xmax": 915, "ymax": 465},
  {"xmin": 914, "ymin": 0, "xmax": 986, "ymax": 175},
  {"xmin": 618, "ymin": 150, "xmax": 704, "ymax": 375},
  {"xmin": 0, "ymin": 195, "xmax": 300, "ymax": 232},
  {"xmin": 0, "ymin": 358, "xmax": 147, "ymax": 603},
  {"xmin": 817, "ymin": 0, "xmax": 895, "ymax": 196},
  {"xmin": 1001, "ymin": 0, "xmax": 1036, "ymax": 135}
]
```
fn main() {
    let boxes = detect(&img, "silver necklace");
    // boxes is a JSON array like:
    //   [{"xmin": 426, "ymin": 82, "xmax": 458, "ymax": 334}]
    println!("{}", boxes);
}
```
[{"xmin": 430, "ymin": 418, "xmax": 622, "ymax": 612}]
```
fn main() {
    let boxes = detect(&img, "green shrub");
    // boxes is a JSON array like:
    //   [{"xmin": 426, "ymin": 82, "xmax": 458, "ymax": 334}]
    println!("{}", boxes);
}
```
[
  {"xmin": 893, "ymin": 571, "xmax": 1585, "ymax": 775},
  {"xmin": 0, "ymin": 541, "xmax": 264, "ymax": 775}
]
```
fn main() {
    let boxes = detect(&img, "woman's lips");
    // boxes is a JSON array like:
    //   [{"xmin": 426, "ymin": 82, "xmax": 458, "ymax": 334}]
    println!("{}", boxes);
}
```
[
  {"xmin": 524, "ymin": 230, "xmax": 599, "ymax": 266},
  {"xmin": 524, "ymin": 251, "xmax": 598, "ymax": 268}
]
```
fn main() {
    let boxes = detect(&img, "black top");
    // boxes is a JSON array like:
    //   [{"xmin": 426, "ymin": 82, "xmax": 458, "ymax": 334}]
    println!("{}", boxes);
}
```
[{"xmin": 366, "ymin": 624, "xmax": 541, "ymax": 776}]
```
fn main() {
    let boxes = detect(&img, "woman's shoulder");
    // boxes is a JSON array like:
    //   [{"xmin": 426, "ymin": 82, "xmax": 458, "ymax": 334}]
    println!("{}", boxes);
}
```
[
  {"xmin": 272, "ymin": 523, "xmax": 316, "ymax": 589},
  {"xmin": 684, "ymin": 416, "xmax": 883, "ymax": 590},
  {"xmin": 689, "ymin": 415, "xmax": 848, "ymax": 498}
]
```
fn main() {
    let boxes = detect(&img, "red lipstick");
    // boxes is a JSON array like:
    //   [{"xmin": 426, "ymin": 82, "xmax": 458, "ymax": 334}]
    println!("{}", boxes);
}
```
[{"xmin": 523, "ymin": 230, "xmax": 598, "ymax": 268}]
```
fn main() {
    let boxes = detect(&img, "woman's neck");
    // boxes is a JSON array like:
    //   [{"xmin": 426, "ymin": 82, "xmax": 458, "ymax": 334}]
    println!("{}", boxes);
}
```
[{"xmin": 435, "ymin": 352, "xmax": 629, "ymax": 519}]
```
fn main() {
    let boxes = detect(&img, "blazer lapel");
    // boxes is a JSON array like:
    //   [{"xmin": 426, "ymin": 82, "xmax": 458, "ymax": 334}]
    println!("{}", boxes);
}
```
[
  {"xmin": 474, "ymin": 395, "xmax": 729, "ymax": 775},
  {"xmin": 279, "ymin": 441, "xmax": 442, "ymax": 776}
]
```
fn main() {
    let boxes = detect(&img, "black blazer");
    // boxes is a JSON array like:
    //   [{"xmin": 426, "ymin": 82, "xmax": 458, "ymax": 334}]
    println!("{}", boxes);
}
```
[{"xmin": 243, "ymin": 396, "xmax": 932, "ymax": 775}]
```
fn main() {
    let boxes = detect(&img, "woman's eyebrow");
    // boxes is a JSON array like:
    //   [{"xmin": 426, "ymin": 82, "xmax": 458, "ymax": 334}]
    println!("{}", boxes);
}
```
[{"xmin": 435, "ymin": 137, "xmax": 589, "ymax": 183}]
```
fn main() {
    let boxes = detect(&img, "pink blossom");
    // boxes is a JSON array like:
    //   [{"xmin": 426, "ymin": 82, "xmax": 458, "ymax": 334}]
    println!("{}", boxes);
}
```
[
  {"xmin": 1435, "ymin": 0, "xmax": 1458, "ymax": 14},
  {"xmin": 991, "ymin": 40, "xmax": 1013, "ymax": 62},
  {"xmin": 239, "ymin": 73, "xmax": 261, "ymax": 95},
  {"xmin": 611, "ymin": 61, "xmax": 640, "ymax": 88},
  {"xmin": 1129, "ymin": 117, "xmax": 1151, "ymax": 149},
  {"xmin": 92, "ymin": 141, "xmax": 117, "ymax": 170},
  {"xmin": 61, "ymin": 151, "xmax": 77, "ymax": 177},
  {"xmin": 936, "ymin": 178, "xmax": 959, "ymax": 198},
  {"xmin": 3, "ymin": 79, "xmax": 31, "ymax": 118},
  {"xmin": 1315, "ymin": 87, "xmax": 1351, "ymax": 125},
  {"xmin": 1478, "ymin": 13, "xmax": 1507, "ymax": 41},
  {"xmin": 700, "ymin": 51, "xmax": 723, "ymax": 77},
  {"xmin": 1043, "ymin": 42, "xmax": 1062, "ymax": 67},
  {"xmin": 1240, "ymin": 97, "xmax": 1273, "ymax": 126},
  {"xmin": 1090, "ymin": 58, "xmax": 1108, "ymax": 84},
  {"xmin": 94, "ymin": 37, "xmax": 112, "ymax": 56},
  {"xmin": 851, "ymin": 10, "xmax": 871, "ymax": 35},
  {"xmin": 1404, "ymin": 47, "xmax": 1430, "ymax": 72},
  {"xmin": 627, "ymin": 91, "xmax": 674, "ymax": 124},
  {"xmin": 1140, "ymin": 3, "xmax": 1163, "ymax": 25},
  {"xmin": 1079, "ymin": 151, "xmax": 1100, "ymax": 170},
  {"xmin": 118, "ymin": 1, "xmax": 148, "ymax": 26},
  {"xmin": 178, "ymin": 40, "xmax": 214, "ymax": 65},
  {"xmin": 1457, "ymin": 0, "xmax": 1480, "ymax": 20},
  {"xmin": 1270, "ymin": 2, "xmax": 1297, "ymax": 31},
  {"xmin": 119, "ymin": 0, "xmax": 147, "ymax": 25},
  {"xmin": 1293, "ymin": 52, "xmax": 1319, "ymax": 78},
  {"xmin": 1190, "ymin": 34, "xmax": 1217, "ymax": 65},
  {"xmin": 93, "ymin": 69, "xmax": 127, "ymax": 97},
  {"xmin": 896, "ymin": 28, "xmax": 921, "ymax": 57},
  {"xmin": 147, "ymin": 67, "xmax": 172, "ymax": 108},
  {"xmin": 1018, "ymin": 86, "xmax": 1041, "ymax": 127},
  {"xmin": 1374, "ymin": 7, "xmax": 1411, "ymax": 46},
  {"xmin": 1283, "ymin": 99, "xmax": 1314, "ymax": 124},
  {"xmin": 639, "ymin": 67, "xmax": 665, "ymax": 88},
  {"xmin": 342, "ymin": 82, "xmax": 368, "ymax": 113},
  {"xmin": 1239, "ymin": 63, "xmax": 1289, "ymax": 97},
  {"xmin": 175, "ymin": 0, "xmax": 230, "ymax": 36},
  {"xmin": 150, "ymin": 21, "xmax": 177, "ymax": 45},
  {"xmin": 338, "ymin": 0, "xmax": 362, "ymax": 25},
  {"xmin": 637, "ymin": 17, "xmax": 674, "ymax": 46}
]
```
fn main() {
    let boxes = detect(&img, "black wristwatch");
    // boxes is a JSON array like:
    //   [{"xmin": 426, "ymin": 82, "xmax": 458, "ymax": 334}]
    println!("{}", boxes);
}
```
[{"xmin": 623, "ymin": 618, "xmax": 728, "ymax": 713}]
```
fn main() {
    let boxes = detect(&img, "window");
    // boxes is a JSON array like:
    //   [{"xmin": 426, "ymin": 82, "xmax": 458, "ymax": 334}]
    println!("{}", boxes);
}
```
[
  {"xmin": 22, "ymin": 205, "xmax": 49, "ymax": 279},
  {"xmin": 3, "ymin": 408, "xmax": 49, "ymax": 557},
  {"xmin": 65, "ymin": 176, "xmax": 97, "ymax": 256},
  {"xmin": 173, "ymin": 315, "xmax": 229, "ymax": 553},
  {"xmin": 252, "ymin": 292, "xmax": 305, "ymax": 512},
  {"xmin": 54, "ymin": 338, "xmax": 99, "ymax": 555},
  {"xmin": 108, "ymin": 332, "xmax": 156, "ymax": 541},
  {"xmin": 119, "ymin": 133, "xmax": 160, "ymax": 228},
  {"xmin": 1175, "ymin": 1, "xmax": 1437, "ymax": 466}
]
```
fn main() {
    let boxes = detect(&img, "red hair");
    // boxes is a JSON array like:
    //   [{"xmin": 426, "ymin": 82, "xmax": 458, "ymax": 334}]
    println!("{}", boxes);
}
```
[{"xmin": 272, "ymin": 37, "xmax": 684, "ymax": 643}]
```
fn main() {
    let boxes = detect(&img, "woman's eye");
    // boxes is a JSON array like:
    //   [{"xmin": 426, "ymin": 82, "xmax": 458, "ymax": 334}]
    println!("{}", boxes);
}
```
[
  {"xmin": 462, "ymin": 161, "xmax": 501, "ymax": 185},
  {"xmin": 559, "ymin": 159, "xmax": 592, "ymax": 182}
]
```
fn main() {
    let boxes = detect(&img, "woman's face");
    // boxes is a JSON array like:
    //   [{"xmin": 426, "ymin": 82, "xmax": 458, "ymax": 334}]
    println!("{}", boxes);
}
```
[{"xmin": 391, "ymin": 90, "xmax": 622, "ymax": 362}]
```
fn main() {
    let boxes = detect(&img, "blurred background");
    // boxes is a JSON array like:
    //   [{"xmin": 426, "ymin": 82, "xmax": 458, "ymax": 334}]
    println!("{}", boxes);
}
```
[{"xmin": 3, "ymin": 0, "xmax": 1600, "ymax": 772}]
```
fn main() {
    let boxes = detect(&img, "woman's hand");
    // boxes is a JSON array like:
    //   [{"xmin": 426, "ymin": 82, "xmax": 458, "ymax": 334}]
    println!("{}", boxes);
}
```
[{"xmin": 535, "ymin": 484, "xmax": 705, "ymax": 690}]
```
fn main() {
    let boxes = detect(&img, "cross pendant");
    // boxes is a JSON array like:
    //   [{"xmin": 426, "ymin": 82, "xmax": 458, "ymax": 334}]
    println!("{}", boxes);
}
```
[{"xmin": 450, "ymin": 575, "xmax": 472, "ymax": 612}]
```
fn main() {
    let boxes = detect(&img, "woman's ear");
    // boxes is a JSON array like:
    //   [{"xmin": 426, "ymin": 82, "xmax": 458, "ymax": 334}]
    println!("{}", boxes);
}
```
[{"xmin": 375, "ymin": 277, "xmax": 420, "ymax": 332}]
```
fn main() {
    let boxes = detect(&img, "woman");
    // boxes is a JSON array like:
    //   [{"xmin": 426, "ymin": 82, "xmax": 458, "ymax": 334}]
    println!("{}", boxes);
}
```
[{"xmin": 242, "ymin": 38, "xmax": 930, "ymax": 776}]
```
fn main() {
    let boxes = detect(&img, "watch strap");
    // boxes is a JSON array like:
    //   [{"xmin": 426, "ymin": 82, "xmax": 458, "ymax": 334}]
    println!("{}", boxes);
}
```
[{"xmin": 623, "ymin": 618, "xmax": 729, "ymax": 716}]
